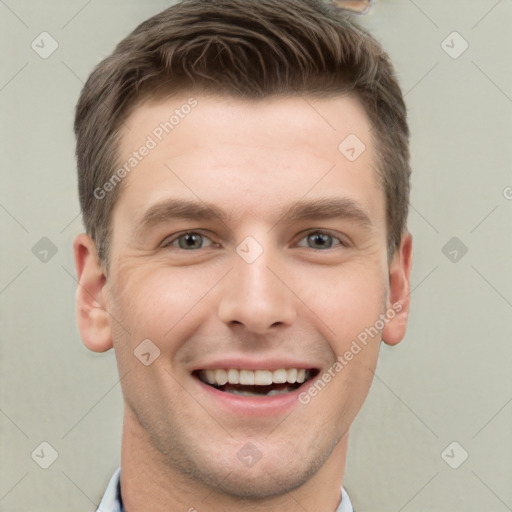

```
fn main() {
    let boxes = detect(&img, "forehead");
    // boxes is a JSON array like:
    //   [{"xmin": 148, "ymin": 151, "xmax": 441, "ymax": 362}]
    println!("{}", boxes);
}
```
[
  {"xmin": 121, "ymin": 92, "xmax": 372, "ymax": 157},
  {"xmin": 112, "ymin": 92, "xmax": 382, "ymax": 230}
]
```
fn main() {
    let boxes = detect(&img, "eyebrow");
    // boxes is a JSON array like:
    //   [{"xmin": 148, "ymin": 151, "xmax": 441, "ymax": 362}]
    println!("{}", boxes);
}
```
[
  {"xmin": 136, "ymin": 199, "xmax": 230, "ymax": 233},
  {"xmin": 276, "ymin": 197, "xmax": 373, "ymax": 229},
  {"xmin": 134, "ymin": 196, "xmax": 372, "ymax": 234}
]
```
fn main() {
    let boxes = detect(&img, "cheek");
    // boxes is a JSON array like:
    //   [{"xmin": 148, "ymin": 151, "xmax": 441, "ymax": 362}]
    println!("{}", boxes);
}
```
[
  {"xmin": 295, "ymin": 260, "xmax": 388, "ymax": 349},
  {"xmin": 299, "ymin": 265, "xmax": 386, "ymax": 423},
  {"xmin": 106, "ymin": 263, "xmax": 224, "ymax": 350}
]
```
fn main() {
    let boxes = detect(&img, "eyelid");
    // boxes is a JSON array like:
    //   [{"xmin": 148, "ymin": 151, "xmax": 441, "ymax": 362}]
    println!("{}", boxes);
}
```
[
  {"xmin": 295, "ymin": 229, "xmax": 348, "ymax": 248},
  {"xmin": 160, "ymin": 230, "xmax": 214, "ymax": 249},
  {"xmin": 159, "ymin": 229, "xmax": 349, "ymax": 250}
]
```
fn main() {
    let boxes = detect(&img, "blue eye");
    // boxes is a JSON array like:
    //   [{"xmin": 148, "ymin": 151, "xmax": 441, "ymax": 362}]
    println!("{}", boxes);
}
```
[
  {"xmin": 164, "ymin": 232, "xmax": 213, "ymax": 250},
  {"xmin": 162, "ymin": 231, "xmax": 343, "ymax": 251},
  {"xmin": 297, "ymin": 231, "xmax": 342, "ymax": 250}
]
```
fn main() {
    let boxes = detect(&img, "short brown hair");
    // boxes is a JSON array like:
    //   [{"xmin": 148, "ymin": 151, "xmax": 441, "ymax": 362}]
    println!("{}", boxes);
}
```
[{"xmin": 74, "ymin": 0, "xmax": 410, "ymax": 264}]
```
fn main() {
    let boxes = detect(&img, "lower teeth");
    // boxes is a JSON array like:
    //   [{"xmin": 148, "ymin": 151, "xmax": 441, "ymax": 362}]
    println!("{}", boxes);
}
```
[{"xmin": 225, "ymin": 387, "xmax": 295, "ymax": 397}]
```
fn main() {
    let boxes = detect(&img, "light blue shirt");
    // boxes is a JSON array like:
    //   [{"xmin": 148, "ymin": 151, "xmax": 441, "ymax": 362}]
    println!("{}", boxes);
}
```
[{"xmin": 96, "ymin": 467, "xmax": 354, "ymax": 512}]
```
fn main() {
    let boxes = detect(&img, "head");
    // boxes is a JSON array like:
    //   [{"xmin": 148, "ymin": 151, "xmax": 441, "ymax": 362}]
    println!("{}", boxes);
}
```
[{"xmin": 74, "ymin": 0, "xmax": 412, "ymax": 503}]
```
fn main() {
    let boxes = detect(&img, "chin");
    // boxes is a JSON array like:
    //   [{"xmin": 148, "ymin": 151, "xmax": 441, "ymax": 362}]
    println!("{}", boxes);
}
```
[
  {"xmin": 202, "ymin": 461, "xmax": 318, "ymax": 499},
  {"xmin": 186, "ymin": 440, "xmax": 334, "ymax": 500}
]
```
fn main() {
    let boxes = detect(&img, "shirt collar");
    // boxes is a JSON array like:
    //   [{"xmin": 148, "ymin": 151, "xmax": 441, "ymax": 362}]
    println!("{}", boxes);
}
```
[
  {"xmin": 96, "ymin": 467, "xmax": 124, "ymax": 512},
  {"xmin": 339, "ymin": 485, "xmax": 354, "ymax": 512},
  {"xmin": 96, "ymin": 467, "xmax": 354, "ymax": 512}
]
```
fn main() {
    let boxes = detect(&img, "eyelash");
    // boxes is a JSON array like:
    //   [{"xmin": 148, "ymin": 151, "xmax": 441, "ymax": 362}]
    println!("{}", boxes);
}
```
[
  {"xmin": 160, "ymin": 231, "xmax": 214, "ymax": 250},
  {"xmin": 160, "ymin": 230, "xmax": 346, "ymax": 250}
]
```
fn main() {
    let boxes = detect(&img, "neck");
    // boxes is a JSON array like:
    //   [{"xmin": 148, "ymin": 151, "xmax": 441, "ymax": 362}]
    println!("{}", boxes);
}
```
[{"xmin": 120, "ymin": 408, "xmax": 349, "ymax": 512}]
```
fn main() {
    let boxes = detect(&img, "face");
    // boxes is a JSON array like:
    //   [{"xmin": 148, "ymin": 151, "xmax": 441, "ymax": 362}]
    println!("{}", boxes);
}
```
[{"xmin": 75, "ymin": 92, "xmax": 412, "ymax": 499}]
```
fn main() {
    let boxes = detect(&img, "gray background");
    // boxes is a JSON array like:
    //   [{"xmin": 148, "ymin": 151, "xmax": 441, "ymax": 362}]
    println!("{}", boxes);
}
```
[{"xmin": 1, "ymin": 1, "xmax": 511, "ymax": 511}]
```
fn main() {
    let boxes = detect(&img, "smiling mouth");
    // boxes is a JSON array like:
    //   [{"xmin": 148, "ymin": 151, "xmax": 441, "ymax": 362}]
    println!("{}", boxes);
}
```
[{"xmin": 193, "ymin": 368, "xmax": 318, "ymax": 397}]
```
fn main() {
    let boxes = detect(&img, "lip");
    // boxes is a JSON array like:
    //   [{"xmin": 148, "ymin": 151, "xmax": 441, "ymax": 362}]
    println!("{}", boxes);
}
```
[
  {"xmin": 191, "ymin": 357, "xmax": 318, "ymax": 372},
  {"xmin": 190, "ymin": 357, "xmax": 320, "ymax": 417},
  {"xmin": 193, "ymin": 375, "xmax": 312, "ymax": 417}
]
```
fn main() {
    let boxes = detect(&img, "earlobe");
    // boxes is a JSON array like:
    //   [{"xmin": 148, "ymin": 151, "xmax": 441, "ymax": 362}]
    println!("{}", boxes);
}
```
[
  {"xmin": 73, "ymin": 233, "xmax": 113, "ymax": 352},
  {"xmin": 382, "ymin": 233, "xmax": 413, "ymax": 346}
]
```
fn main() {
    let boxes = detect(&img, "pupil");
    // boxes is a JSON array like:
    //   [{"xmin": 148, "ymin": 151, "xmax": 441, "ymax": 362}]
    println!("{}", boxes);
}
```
[
  {"xmin": 309, "ymin": 233, "xmax": 332, "ymax": 249},
  {"xmin": 180, "ymin": 234, "xmax": 202, "ymax": 249}
]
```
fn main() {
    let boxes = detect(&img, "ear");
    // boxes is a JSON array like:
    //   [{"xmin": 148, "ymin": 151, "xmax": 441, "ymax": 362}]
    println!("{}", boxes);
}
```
[
  {"xmin": 382, "ymin": 232, "xmax": 413, "ymax": 346},
  {"xmin": 73, "ymin": 233, "xmax": 113, "ymax": 352}
]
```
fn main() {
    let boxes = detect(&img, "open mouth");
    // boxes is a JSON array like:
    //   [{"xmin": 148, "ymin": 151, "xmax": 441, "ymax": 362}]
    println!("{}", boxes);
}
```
[{"xmin": 193, "ymin": 368, "xmax": 318, "ymax": 397}]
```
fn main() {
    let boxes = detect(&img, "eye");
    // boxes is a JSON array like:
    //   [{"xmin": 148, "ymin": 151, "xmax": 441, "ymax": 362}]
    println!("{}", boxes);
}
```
[
  {"xmin": 162, "ymin": 232, "xmax": 213, "ymax": 250},
  {"xmin": 296, "ymin": 231, "xmax": 344, "ymax": 250}
]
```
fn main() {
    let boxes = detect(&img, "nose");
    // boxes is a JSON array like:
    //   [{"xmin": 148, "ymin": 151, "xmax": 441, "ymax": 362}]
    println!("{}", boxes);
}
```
[{"xmin": 217, "ymin": 247, "xmax": 297, "ymax": 335}]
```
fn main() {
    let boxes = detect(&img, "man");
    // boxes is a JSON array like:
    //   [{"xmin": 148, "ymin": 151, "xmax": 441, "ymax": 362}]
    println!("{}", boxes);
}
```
[{"xmin": 73, "ymin": 0, "xmax": 412, "ymax": 510}]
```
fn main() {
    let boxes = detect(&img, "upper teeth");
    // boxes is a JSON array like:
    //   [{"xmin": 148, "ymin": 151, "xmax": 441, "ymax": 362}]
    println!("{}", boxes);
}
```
[{"xmin": 198, "ymin": 368, "xmax": 309, "ymax": 386}]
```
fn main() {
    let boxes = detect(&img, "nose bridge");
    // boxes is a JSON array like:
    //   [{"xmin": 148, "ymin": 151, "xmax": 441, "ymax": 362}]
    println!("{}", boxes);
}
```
[{"xmin": 217, "ymin": 241, "xmax": 296, "ymax": 332}]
